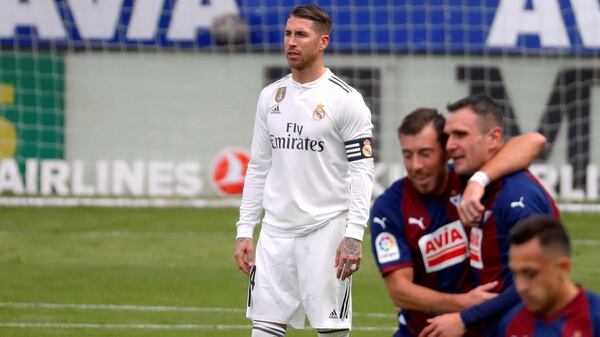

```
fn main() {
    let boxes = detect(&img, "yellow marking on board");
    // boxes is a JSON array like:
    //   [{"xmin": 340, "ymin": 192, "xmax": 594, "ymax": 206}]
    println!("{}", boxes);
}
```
[
  {"xmin": 0, "ymin": 117, "xmax": 17, "ymax": 158},
  {"xmin": 0, "ymin": 83, "xmax": 15, "ymax": 105}
]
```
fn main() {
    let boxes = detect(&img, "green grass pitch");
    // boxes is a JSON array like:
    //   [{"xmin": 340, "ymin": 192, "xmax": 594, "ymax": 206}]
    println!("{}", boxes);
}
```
[{"xmin": 0, "ymin": 207, "xmax": 599, "ymax": 337}]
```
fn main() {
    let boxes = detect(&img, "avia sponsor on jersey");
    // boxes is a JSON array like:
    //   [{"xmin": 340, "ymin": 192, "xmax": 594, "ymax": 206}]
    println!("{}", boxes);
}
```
[{"xmin": 418, "ymin": 220, "xmax": 469, "ymax": 273}]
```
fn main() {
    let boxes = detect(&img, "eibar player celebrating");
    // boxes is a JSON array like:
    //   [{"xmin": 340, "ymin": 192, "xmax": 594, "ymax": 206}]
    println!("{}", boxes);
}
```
[
  {"xmin": 370, "ymin": 108, "xmax": 548, "ymax": 337},
  {"xmin": 233, "ymin": 4, "xmax": 374, "ymax": 337},
  {"xmin": 419, "ymin": 95, "xmax": 559, "ymax": 337}
]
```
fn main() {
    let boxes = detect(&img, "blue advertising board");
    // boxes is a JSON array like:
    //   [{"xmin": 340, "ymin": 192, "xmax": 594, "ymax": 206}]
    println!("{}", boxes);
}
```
[{"xmin": 0, "ymin": 0, "xmax": 598, "ymax": 54}]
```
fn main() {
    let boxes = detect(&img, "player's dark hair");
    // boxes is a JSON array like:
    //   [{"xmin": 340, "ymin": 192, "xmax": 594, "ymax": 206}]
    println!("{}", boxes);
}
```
[
  {"xmin": 398, "ymin": 108, "xmax": 447, "ymax": 148},
  {"xmin": 447, "ymin": 94, "xmax": 504, "ymax": 132},
  {"xmin": 509, "ymin": 215, "xmax": 571, "ymax": 257},
  {"xmin": 289, "ymin": 4, "xmax": 332, "ymax": 34}
]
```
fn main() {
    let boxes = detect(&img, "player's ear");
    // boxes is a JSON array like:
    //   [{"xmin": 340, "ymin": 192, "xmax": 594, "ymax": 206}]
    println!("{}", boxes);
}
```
[
  {"xmin": 557, "ymin": 255, "xmax": 572, "ymax": 273},
  {"xmin": 320, "ymin": 34, "xmax": 330, "ymax": 50},
  {"xmin": 487, "ymin": 126, "xmax": 503, "ymax": 149}
]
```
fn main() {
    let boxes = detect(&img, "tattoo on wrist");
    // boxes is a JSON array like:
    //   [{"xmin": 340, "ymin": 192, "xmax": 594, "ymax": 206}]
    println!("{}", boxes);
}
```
[{"xmin": 341, "ymin": 238, "xmax": 361, "ymax": 256}]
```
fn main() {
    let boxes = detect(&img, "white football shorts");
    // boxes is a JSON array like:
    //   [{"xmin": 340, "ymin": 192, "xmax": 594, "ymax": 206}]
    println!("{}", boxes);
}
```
[{"xmin": 246, "ymin": 214, "xmax": 352, "ymax": 330}]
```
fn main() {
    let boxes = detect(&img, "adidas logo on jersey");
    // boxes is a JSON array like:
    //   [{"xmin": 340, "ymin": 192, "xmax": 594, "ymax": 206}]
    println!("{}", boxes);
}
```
[
  {"xmin": 270, "ymin": 105, "xmax": 281, "ymax": 114},
  {"xmin": 329, "ymin": 309, "xmax": 338, "ymax": 319}
]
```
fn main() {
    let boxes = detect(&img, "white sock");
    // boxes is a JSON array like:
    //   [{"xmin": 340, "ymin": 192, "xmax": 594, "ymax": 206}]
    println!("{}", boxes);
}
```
[
  {"xmin": 251, "ymin": 321, "xmax": 287, "ymax": 337},
  {"xmin": 316, "ymin": 328, "xmax": 350, "ymax": 337}
]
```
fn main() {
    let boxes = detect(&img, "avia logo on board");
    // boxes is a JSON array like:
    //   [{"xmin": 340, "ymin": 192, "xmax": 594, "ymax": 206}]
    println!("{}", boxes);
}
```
[{"xmin": 211, "ymin": 148, "xmax": 249, "ymax": 196}]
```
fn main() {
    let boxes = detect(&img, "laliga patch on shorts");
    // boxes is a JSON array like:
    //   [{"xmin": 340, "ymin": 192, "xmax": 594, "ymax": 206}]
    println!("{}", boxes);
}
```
[
  {"xmin": 375, "ymin": 232, "xmax": 400, "ymax": 263},
  {"xmin": 469, "ymin": 227, "xmax": 484, "ymax": 269},
  {"xmin": 418, "ymin": 220, "xmax": 468, "ymax": 273}
]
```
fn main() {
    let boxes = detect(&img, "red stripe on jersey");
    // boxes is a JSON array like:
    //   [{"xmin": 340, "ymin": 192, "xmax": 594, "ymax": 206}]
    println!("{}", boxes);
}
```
[
  {"xmin": 478, "ymin": 181, "xmax": 505, "ymax": 292},
  {"xmin": 401, "ymin": 181, "xmax": 431, "ymax": 243},
  {"xmin": 427, "ymin": 245, "xmax": 468, "ymax": 267},
  {"xmin": 427, "ymin": 241, "xmax": 467, "ymax": 260},
  {"xmin": 444, "ymin": 171, "xmax": 462, "ymax": 221},
  {"xmin": 556, "ymin": 287, "xmax": 594, "ymax": 337},
  {"xmin": 505, "ymin": 307, "xmax": 536, "ymax": 336},
  {"xmin": 504, "ymin": 287, "xmax": 596, "ymax": 337},
  {"xmin": 524, "ymin": 170, "xmax": 560, "ymax": 218},
  {"xmin": 380, "ymin": 261, "xmax": 412, "ymax": 277}
]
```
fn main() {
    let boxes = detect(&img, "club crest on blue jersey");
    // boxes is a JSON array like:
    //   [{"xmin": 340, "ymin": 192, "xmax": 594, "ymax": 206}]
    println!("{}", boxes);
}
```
[
  {"xmin": 449, "ymin": 193, "xmax": 462, "ymax": 207},
  {"xmin": 313, "ymin": 103, "xmax": 325, "ymax": 120},
  {"xmin": 375, "ymin": 232, "xmax": 400, "ymax": 263},
  {"xmin": 275, "ymin": 86, "xmax": 286, "ymax": 103}
]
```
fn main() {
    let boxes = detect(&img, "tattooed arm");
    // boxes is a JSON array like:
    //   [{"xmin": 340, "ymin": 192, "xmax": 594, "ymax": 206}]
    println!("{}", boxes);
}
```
[{"xmin": 335, "ymin": 237, "xmax": 362, "ymax": 280}]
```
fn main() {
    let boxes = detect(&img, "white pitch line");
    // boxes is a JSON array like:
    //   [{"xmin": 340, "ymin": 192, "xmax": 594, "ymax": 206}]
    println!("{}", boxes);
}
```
[
  {"xmin": 573, "ymin": 239, "xmax": 600, "ymax": 246},
  {"xmin": 0, "ymin": 302, "xmax": 394, "ymax": 319},
  {"xmin": 0, "ymin": 322, "xmax": 396, "ymax": 332},
  {"xmin": 0, "ymin": 322, "xmax": 246, "ymax": 330},
  {"xmin": 0, "ymin": 302, "xmax": 243, "ymax": 313}
]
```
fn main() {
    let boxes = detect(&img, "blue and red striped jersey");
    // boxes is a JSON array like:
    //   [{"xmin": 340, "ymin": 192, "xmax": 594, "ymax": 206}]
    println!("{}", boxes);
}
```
[
  {"xmin": 370, "ymin": 169, "xmax": 476, "ymax": 336},
  {"xmin": 496, "ymin": 287, "xmax": 600, "ymax": 337},
  {"xmin": 469, "ymin": 170, "xmax": 559, "ymax": 293}
]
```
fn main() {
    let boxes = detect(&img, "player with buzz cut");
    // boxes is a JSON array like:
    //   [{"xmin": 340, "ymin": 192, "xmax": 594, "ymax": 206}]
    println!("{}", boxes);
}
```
[
  {"xmin": 420, "ymin": 95, "xmax": 559, "ymax": 337},
  {"xmin": 233, "ymin": 4, "xmax": 374, "ymax": 337},
  {"xmin": 495, "ymin": 215, "xmax": 600, "ymax": 337}
]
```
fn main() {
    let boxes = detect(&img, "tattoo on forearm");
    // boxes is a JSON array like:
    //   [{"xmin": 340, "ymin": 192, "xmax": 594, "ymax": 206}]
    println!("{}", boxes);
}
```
[{"xmin": 341, "ymin": 238, "xmax": 361, "ymax": 256}]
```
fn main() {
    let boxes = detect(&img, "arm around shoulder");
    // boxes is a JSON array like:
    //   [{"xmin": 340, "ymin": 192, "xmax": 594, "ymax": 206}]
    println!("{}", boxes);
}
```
[{"xmin": 480, "ymin": 132, "xmax": 546, "ymax": 182}]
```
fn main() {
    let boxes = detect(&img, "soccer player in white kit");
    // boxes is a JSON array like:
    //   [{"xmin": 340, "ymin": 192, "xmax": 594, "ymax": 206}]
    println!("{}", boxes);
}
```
[{"xmin": 233, "ymin": 4, "xmax": 374, "ymax": 337}]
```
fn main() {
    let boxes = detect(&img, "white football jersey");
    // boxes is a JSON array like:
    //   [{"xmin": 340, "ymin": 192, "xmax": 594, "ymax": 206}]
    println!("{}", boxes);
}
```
[{"xmin": 237, "ymin": 69, "xmax": 374, "ymax": 239}]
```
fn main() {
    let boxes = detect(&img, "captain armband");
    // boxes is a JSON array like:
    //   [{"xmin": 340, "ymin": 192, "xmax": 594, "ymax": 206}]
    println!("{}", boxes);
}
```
[{"xmin": 344, "ymin": 137, "xmax": 374, "ymax": 162}]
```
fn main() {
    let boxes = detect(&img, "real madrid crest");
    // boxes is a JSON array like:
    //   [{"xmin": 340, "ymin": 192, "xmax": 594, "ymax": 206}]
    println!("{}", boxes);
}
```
[
  {"xmin": 313, "ymin": 103, "xmax": 325, "ymax": 120},
  {"xmin": 362, "ymin": 139, "xmax": 373, "ymax": 157},
  {"xmin": 275, "ymin": 87, "xmax": 286, "ymax": 103}
]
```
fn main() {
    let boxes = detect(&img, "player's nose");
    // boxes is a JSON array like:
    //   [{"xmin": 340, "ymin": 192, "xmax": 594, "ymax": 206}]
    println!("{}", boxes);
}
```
[
  {"xmin": 446, "ymin": 136, "xmax": 458, "ymax": 153},
  {"xmin": 409, "ymin": 156, "xmax": 424, "ymax": 170}
]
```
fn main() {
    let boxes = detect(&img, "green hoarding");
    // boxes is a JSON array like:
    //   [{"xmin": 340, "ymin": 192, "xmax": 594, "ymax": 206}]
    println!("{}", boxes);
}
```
[{"xmin": 0, "ymin": 52, "xmax": 64, "ymax": 162}]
